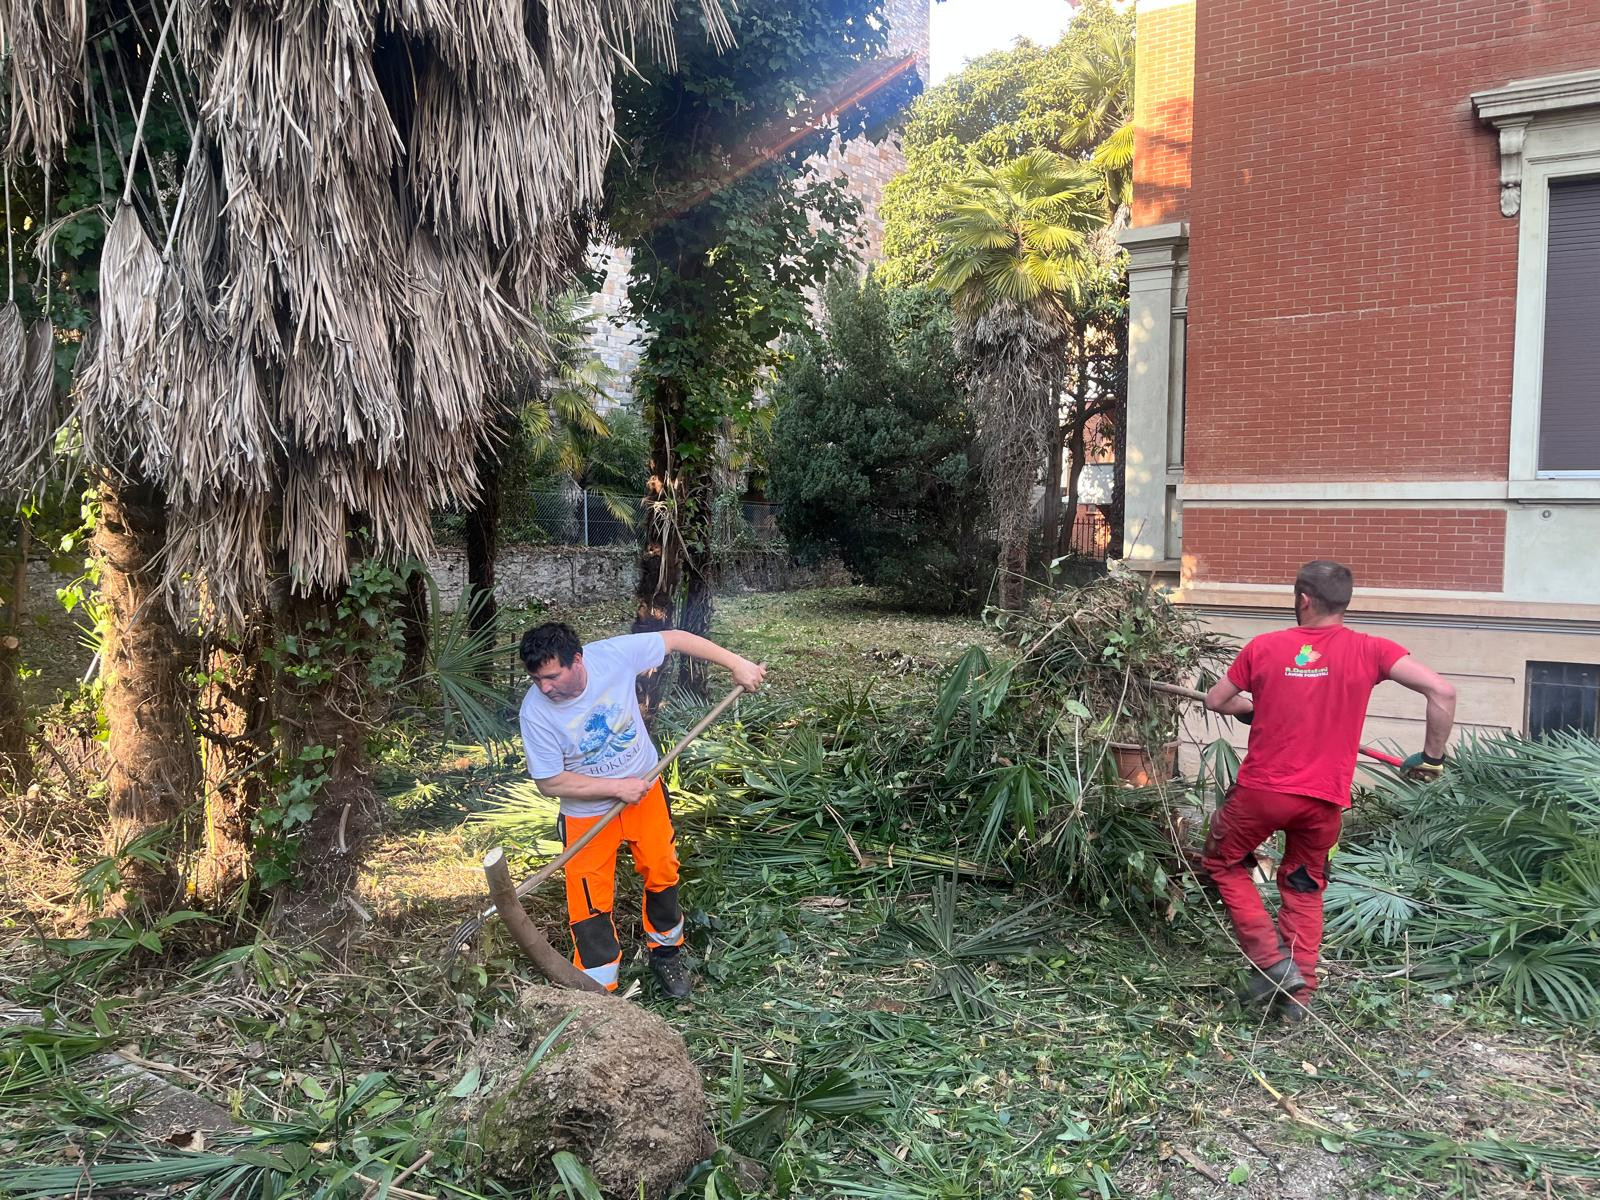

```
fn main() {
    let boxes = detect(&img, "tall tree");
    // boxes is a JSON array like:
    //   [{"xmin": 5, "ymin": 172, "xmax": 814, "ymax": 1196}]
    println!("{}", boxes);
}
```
[
  {"xmin": 604, "ymin": 0, "xmax": 918, "ymax": 707},
  {"xmin": 769, "ymin": 274, "xmax": 990, "ymax": 613},
  {"xmin": 930, "ymin": 150, "xmax": 1105, "ymax": 610},
  {"xmin": 880, "ymin": 0, "xmax": 1132, "ymax": 288}
]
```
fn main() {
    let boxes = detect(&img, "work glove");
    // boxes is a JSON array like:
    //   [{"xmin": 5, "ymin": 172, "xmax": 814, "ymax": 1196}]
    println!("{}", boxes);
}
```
[
  {"xmin": 1233, "ymin": 708, "xmax": 1254, "ymax": 726},
  {"xmin": 1401, "ymin": 752, "xmax": 1444, "ymax": 782}
]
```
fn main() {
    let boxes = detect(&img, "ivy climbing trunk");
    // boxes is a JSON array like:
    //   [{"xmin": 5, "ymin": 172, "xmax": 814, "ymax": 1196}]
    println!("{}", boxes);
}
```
[
  {"xmin": 270, "ymin": 584, "xmax": 381, "ymax": 936},
  {"xmin": 1, "ymin": 518, "xmax": 32, "ymax": 789},
  {"xmin": 634, "ymin": 383, "xmax": 687, "ymax": 722},
  {"xmin": 464, "ymin": 435, "xmax": 502, "ymax": 682},
  {"xmin": 96, "ymin": 476, "xmax": 199, "ymax": 910},
  {"xmin": 195, "ymin": 612, "xmax": 273, "ymax": 906}
]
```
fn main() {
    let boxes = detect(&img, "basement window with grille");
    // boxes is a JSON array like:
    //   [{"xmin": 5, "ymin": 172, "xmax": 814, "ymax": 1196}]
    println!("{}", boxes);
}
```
[{"xmin": 1526, "ymin": 661, "xmax": 1600, "ymax": 739}]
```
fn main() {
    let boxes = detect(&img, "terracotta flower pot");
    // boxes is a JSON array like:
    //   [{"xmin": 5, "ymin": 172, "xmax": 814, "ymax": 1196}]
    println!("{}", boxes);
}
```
[{"xmin": 1109, "ymin": 740, "xmax": 1179, "ymax": 786}]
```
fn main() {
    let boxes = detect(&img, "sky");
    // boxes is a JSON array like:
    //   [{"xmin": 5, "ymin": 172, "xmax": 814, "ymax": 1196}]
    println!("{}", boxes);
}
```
[{"xmin": 928, "ymin": 0, "xmax": 1075, "ymax": 84}]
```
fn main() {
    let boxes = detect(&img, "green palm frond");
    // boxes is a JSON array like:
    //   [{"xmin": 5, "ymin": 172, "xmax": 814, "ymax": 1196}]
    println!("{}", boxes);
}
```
[
  {"xmin": 405, "ymin": 577, "xmax": 515, "ymax": 749},
  {"xmin": 1091, "ymin": 122, "xmax": 1135, "ymax": 175},
  {"xmin": 929, "ymin": 149, "xmax": 1106, "ymax": 328}
]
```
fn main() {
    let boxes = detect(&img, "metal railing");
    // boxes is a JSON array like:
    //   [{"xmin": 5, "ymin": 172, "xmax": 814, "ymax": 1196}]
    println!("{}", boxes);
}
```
[{"xmin": 1060, "ymin": 507, "xmax": 1113, "ymax": 560}]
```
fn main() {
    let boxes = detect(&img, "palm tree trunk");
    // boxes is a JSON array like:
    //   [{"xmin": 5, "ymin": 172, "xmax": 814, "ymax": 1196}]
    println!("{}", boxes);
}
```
[
  {"xmin": 399, "ymin": 567, "xmax": 430, "ymax": 682},
  {"xmin": 195, "ymin": 613, "xmax": 272, "ymax": 906},
  {"xmin": 678, "ymin": 556, "xmax": 717, "ymax": 701},
  {"xmin": 1062, "ymin": 324, "xmax": 1091, "ymax": 557},
  {"xmin": 464, "ymin": 437, "xmax": 502, "ymax": 683},
  {"xmin": 1042, "ymin": 416, "xmax": 1066, "ymax": 565},
  {"xmin": 269, "ymin": 585, "xmax": 379, "ymax": 931},
  {"xmin": 1, "ymin": 517, "xmax": 33, "ymax": 789},
  {"xmin": 997, "ymin": 532, "xmax": 1027, "ymax": 610},
  {"xmin": 634, "ymin": 383, "xmax": 688, "ymax": 722},
  {"xmin": 96, "ymin": 475, "xmax": 199, "ymax": 910}
]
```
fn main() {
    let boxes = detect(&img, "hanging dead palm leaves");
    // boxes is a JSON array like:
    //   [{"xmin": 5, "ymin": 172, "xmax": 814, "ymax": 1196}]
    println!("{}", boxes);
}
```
[
  {"xmin": 0, "ymin": 0, "xmax": 86, "ymax": 163},
  {"xmin": 43, "ymin": 0, "xmax": 727, "ymax": 628}
]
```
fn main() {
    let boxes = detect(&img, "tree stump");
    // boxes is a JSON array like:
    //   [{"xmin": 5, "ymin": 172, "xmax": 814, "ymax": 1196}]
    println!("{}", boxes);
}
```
[{"xmin": 465, "ymin": 984, "xmax": 714, "ymax": 1199}]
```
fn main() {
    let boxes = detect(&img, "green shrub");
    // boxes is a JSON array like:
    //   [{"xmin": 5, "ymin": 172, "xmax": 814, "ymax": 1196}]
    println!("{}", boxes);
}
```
[{"xmin": 768, "ymin": 275, "xmax": 992, "ymax": 613}]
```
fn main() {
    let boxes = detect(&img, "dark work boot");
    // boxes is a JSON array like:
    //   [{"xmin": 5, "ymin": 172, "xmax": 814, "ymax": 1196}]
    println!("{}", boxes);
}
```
[
  {"xmin": 1240, "ymin": 957, "xmax": 1307, "ymax": 1008},
  {"xmin": 1274, "ymin": 993, "xmax": 1311, "ymax": 1026},
  {"xmin": 649, "ymin": 949, "xmax": 692, "ymax": 1000}
]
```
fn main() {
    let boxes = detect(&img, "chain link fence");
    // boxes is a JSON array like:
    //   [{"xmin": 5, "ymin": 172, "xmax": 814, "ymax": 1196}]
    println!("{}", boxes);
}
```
[{"xmin": 434, "ymin": 488, "xmax": 785, "ymax": 551}]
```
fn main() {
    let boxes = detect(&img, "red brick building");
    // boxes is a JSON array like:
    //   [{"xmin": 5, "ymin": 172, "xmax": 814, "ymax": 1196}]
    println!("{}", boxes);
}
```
[{"xmin": 1121, "ymin": 0, "xmax": 1600, "ymax": 741}]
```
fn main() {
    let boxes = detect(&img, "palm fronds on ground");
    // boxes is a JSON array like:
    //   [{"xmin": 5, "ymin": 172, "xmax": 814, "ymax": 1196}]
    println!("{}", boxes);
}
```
[{"xmin": 1327, "ymin": 730, "xmax": 1600, "ymax": 1023}]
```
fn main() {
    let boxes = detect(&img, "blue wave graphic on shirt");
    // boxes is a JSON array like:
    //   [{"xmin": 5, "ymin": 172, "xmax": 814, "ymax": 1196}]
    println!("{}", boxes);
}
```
[{"xmin": 578, "ymin": 705, "xmax": 638, "ymax": 764}]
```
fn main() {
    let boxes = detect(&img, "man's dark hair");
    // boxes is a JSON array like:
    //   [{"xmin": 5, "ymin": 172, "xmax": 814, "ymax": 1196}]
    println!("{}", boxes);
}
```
[
  {"xmin": 520, "ymin": 623, "xmax": 583, "ymax": 674},
  {"xmin": 1294, "ymin": 560, "xmax": 1354, "ymax": 614}
]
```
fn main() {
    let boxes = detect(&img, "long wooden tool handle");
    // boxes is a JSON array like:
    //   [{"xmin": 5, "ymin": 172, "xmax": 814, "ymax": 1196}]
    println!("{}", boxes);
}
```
[
  {"xmin": 494, "ymin": 684, "xmax": 749, "ymax": 913},
  {"xmin": 1142, "ymin": 677, "xmax": 1404, "ymax": 767},
  {"xmin": 1148, "ymin": 679, "xmax": 1205, "ymax": 702}
]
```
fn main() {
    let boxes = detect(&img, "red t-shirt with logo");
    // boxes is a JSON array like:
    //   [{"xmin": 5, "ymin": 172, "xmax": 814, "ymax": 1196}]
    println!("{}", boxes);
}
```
[{"xmin": 1226, "ymin": 624, "xmax": 1408, "ymax": 808}]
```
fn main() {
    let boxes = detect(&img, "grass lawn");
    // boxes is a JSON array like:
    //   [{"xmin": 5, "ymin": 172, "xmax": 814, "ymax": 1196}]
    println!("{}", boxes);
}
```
[{"xmin": 2, "ymin": 588, "xmax": 1596, "ymax": 1199}]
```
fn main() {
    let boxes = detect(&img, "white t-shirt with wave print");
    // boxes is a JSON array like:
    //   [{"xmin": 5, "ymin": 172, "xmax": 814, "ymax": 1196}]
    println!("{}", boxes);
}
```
[{"xmin": 519, "ymin": 633, "xmax": 666, "ymax": 818}]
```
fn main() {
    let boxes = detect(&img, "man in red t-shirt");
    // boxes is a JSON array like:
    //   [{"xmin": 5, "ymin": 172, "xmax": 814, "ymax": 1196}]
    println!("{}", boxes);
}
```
[{"xmin": 1202, "ymin": 560, "xmax": 1456, "ymax": 1020}]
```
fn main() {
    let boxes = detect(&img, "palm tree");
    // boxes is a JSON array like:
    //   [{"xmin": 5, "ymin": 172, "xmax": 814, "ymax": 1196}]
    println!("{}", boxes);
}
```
[
  {"xmin": 1065, "ymin": 20, "xmax": 1135, "ymax": 218},
  {"xmin": 930, "ymin": 149, "xmax": 1105, "ymax": 610},
  {"xmin": 0, "ymin": 0, "xmax": 730, "ymax": 908}
]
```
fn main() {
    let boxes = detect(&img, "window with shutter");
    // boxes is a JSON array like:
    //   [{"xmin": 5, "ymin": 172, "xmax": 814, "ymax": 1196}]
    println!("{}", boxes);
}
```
[{"xmin": 1539, "ymin": 178, "xmax": 1600, "ymax": 474}]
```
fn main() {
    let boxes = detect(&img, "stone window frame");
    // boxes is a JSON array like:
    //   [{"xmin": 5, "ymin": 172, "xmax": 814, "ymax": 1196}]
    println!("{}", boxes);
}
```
[{"xmin": 1474, "ymin": 69, "xmax": 1600, "ymax": 499}]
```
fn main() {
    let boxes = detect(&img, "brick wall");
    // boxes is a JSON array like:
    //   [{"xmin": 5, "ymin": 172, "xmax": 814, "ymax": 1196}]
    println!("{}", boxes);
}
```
[
  {"xmin": 1183, "ymin": 0, "xmax": 1600, "ymax": 485},
  {"xmin": 1131, "ymin": 0, "xmax": 1194, "ymax": 227},
  {"xmin": 1183, "ymin": 507, "xmax": 1507, "ymax": 592}
]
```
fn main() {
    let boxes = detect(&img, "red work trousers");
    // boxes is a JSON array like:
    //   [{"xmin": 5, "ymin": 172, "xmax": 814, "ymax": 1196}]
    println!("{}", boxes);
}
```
[
  {"xmin": 1201, "ymin": 785, "xmax": 1344, "ymax": 996},
  {"xmin": 557, "ymin": 780, "xmax": 684, "ymax": 991}
]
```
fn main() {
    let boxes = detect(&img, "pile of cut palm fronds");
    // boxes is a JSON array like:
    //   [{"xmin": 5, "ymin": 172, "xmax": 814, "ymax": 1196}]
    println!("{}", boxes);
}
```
[
  {"xmin": 478, "ymin": 650, "xmax": 1194, "ymax": 919},
  {"xmin": 1326, "ymin": 731, "xmax": 1600, "ymax": 1024},
  {"xmin": 995, "ymin": 570, "xmax": 1234, "ymax": 744}
]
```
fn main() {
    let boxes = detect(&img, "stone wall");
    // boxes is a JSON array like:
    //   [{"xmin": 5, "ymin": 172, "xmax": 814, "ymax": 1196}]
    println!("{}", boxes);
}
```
[{"xmin": 428, "ymin": 546, "xmax": 849, "ymax": 611}]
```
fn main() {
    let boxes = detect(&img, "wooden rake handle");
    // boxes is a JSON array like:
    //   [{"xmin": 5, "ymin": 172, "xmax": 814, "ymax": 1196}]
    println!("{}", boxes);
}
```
[
  {"xmin": 1142, "ymin": 678, "xmax": 1404, "ymax": 767},
  {"xmin": 478, "ymin": 683, "xmax": 749, "ymax": 922}
]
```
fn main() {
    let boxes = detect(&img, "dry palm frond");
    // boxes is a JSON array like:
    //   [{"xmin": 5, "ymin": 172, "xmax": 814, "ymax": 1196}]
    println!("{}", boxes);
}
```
[
  {"xmin": 13, "ymin": 317, "xmax": 59, "ymax": 483},
  {"xmin": 0, "ymin": 0, "xmax": 87, "ymax": 162},
  {"xmin": 52, "ymin": 0, "xmax": 734, "ymax": 623},
  {"xmin": 75, "ymin": 204, "xmax": 168, "ymax": 473},
  {"xmin": 0, "ymin": 301, "xmax": 25, "ymax": 487}
]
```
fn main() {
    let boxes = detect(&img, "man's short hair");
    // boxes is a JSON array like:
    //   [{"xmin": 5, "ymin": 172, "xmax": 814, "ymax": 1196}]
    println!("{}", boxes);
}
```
[
  {"xmin": 1295, "ymin": 560, "xmax": 1354, "ymax": 614},
  {"xmin": 520, "ymin": 623, "xmax": 583, "ymax": 674}
]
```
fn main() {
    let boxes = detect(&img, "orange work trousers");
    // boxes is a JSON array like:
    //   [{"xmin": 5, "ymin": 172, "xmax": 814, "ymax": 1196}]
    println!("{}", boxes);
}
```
[{"xmin": 557, "ymin": 779, "xmax": 684, "ymax": 990}]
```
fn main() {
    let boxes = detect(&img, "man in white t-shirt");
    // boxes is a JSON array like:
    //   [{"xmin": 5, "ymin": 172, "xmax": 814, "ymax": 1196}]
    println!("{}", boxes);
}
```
[{"xmin": 518, "ymin": 622, "xmax": 765, "ymax": 998}]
